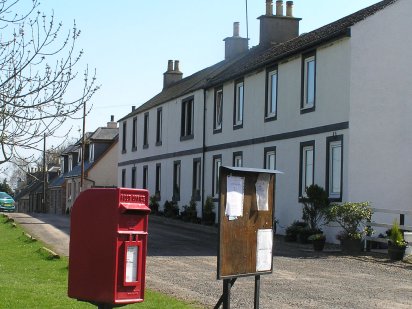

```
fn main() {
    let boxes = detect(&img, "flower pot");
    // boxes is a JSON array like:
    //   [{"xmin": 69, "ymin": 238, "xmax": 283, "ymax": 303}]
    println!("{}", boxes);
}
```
[
  {"xmin": 388, "ymin": 242, "xmax": 406, "ymax": 261},
  {"xmin": 312, "ymin": 238, "xmax": 326, "ymax": 251},
  {"xmin": 340, "ymin": 238, "xmax": 362, "ymax": 253}
]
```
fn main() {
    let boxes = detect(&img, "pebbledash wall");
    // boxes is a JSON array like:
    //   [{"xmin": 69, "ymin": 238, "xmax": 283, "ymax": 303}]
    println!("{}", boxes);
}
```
[{"xmin": 118, "ymin": 0, "xmax": 412, "ymax": 241}]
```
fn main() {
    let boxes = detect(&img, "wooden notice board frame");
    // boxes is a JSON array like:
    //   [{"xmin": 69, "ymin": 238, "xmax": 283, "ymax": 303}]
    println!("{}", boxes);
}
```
[{"xmin": 217, "ymin": 166, "xmax": 281, "ymax": 280}]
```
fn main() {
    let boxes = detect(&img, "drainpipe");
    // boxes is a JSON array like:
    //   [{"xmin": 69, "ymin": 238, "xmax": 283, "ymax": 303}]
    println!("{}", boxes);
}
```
[{"xmin": 201, "ymin": 89, "xmax": 206, "ymax": 219}]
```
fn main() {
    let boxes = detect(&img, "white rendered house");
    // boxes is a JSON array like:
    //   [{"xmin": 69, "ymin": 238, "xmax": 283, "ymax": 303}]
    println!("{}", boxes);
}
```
[{"xmin": 118, "ymin": 0, "xmax": 412, "ymax": 239}]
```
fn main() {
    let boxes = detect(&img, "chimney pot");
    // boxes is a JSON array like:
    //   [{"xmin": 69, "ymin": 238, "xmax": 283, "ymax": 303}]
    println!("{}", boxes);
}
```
[
  {"xmin": 132, "ymin": 106, "xmax": 136, "ymax": 112},
  {"xmin": 286, "ymin": 1, "xmax": 293, "ymax": 17},
  {"xmin": 110, "ymin": 115, "xmax": 114, "ymax": 122},
  {"xmin": 233, "ymin": 22, "xmax": 240, "ymax": 37},
  {"xmin": 167, "ymin": 60, "xmax": 173, "ymax": 72},
  {"xmin": 174, "ymin": 60, "xmax": 181, "ymax": 73},
  {"xmin": 276, "ymin": 0, "xmax": 283, "ymax": 16},
  {"xmin": 266, "ymin": 0, "xmax": 273, "ymax": 15}
]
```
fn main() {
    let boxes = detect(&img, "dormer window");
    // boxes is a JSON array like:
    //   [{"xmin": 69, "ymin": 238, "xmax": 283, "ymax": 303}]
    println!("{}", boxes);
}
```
[
  {"xmin": 78, "ymin": 148, "xmax": 82, "ymax": 164},
  {"xmin": 89, "ymin": 144, "xmax": 95, "ymax": 163},
  {"xmin": 68, "ymin": 155, "xmax": 73, "ymax": 172}
]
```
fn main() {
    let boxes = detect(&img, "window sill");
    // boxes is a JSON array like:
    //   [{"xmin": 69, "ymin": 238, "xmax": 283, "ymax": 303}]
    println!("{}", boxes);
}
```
[
  {"xmin": 233, "ymin": 123, "xmax": 243, "ymax": 130},
  {"xmin": 155, "ymin": 141, "xmax": 162, "ymax": 146},
  {"xmin": 213, "ymin": 128, "xmax": 222, "ymax": 134},
  {"xmin": 180, "ymin": 134, "xmax": 194, "ymax": 141},
  {"xmin": 264, "ymin": 115, "xmax": 277, "ymax": 122},
  {"xmin": 300, "ymin": 105, "xmax": 315, "ymax": 114}
]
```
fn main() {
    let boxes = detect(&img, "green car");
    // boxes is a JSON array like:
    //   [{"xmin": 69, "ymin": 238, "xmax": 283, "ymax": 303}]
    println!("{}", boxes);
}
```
[{"xmin": 0, "ymin": 192, "xmax": 15, "ymax": 212}]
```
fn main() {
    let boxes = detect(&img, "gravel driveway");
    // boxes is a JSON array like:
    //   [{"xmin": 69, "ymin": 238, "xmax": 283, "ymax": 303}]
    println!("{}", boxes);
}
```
[{"xmin": 6, "ymin": 213, "xmax": 412, "ymax": 309}]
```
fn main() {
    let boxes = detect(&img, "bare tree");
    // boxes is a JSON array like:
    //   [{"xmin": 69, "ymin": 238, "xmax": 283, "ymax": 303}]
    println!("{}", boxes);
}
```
[{"xmin": 0, "ymin": 0, "xmax": 99, "ymax": 165}]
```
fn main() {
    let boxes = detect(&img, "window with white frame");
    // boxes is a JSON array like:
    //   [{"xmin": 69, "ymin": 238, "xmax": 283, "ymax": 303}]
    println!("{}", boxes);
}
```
[
  {"xmin": 68, "ymin": 155, "xmax": 73, "ymax": 172},
  {"xmin": 78, "ymin": 148, "xmax": 82, "ymax": 164},
  {"xmin": 192, "ymin": 158, "xmax": 201, "ymax": 201},
  {"xmin": 173, "ymin": 161, "xmax": 181, "ymax": 201},
  {"xmin": 67, "ymin": 182, "xmax": 72, "ymax": 201},
  {"xmin": 233, "ymin": 152, "xmax": 243, "ymax": 167},
  {"xmin": 181, "ymin": 97, "xmax": 194, "ymax": 140},
  {"xmin": 234, "ymin": 79, "xmax": 244, "ymax": 127},
  {"xmin": 131, "ymin": 167, "xmax": 136, "ymax": 188},
  {"xmin": 89, "ymin": 144, "xmax": 95, "ymax": 163},
  {"xmin": 266, "ymin": 67, "xmax": 278, "ymax": 119},
  {"xmin": 155, "ymin": 163, "xmax": 161, "ymax": 198},
  {"xmin": 121, "ymin": 169, "xmax": 126, "ymax": 187},
  {"xmin": 156, "ymin": 108, "xmax": 162, "ymax": 145},
  {"xmin": 326, "ymin": 136, "xmax": 343, "ymax": 200},
  {"xmin": 214, "ymin": 87, "xmax": 223, "ymax": 132},
  {"xmin": 122, "ymin": 121, "xmax": 127, "ymax": 153},
  {"xmin": 299, "ymin": 141, "xmax": 315, "ymax": 197},
  {"xmin": 264, "ymin": 147, "xmax": 276, "ymax": 170},
  {"xmin": 302, "ymin": 53, "xmax": 316, "ymax": 112},
  {"xmin": 132, "ymin": 117, "xmax": 137, "ymax": 150},
  {"xmin": 212, "ymin": 155, "xmax": 222, "ymax": 197},
  {"xmin": 143, "ymin": 113, "xmax": 149, "ymax": 148},
  {"xmin": 142, "ymin": 165, "xmax": 148, "ymax": 189}
]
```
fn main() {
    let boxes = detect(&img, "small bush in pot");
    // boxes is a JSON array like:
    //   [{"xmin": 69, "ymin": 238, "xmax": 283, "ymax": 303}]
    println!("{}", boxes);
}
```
[
  {"xmin": 325, "ymin": 201, "xmax": 373, "ymax": 253},
  {"xmin": 387, "ymin": 220, "xmax": 407, "ymax": 261},
  {"xmin": 285, "ymin": 221, "xmax": 308, "ymax": 242},
  {"xmin": 202, "ymin": 196, "xmax": 216, "ymax": 225},
  {"xmin": 308, "ymin": 233, "xmax": 326, "ymax": 251}
]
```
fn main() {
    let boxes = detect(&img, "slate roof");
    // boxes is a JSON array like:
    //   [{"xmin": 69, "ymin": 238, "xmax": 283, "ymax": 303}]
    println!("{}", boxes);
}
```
[
  {"xmin": 118, "ymin": 57, "xmax": 243, "ymax": 121},
  {"xmin": 208, "ymin": 0, "xmax": 398, "ymax": 86},
  {"xmin": 90, "ymin": 127, "xmax": 118, "ymax": 141},
  {"xmin": 119, "ymin": 0, "xmax": 398, "ymax": 121},
  {"xmin": 49, "ymin": 175, "xmax": 66, "ymax": 188}
]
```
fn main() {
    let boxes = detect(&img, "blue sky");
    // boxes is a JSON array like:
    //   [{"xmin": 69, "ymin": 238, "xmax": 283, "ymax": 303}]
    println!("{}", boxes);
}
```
[{"xmin": 16, "ymin": 0, "xmax": 381, "ymax": 156}]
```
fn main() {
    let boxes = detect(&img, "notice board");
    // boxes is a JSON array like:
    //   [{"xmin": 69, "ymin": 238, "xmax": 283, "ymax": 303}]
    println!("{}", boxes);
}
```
[{"xmin": 217, "ymin": 166, "xmax": 281, "ymax": 279}]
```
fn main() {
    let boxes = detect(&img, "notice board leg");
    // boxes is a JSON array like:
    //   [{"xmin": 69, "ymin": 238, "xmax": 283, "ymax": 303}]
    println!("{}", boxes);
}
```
[
  {"xmin": 254, "ymin": 275, "xmax": 260, "ymax": 309},
  {"xmin": 214, "ymin": 278, "xmax": 237, "ymax": 309}
]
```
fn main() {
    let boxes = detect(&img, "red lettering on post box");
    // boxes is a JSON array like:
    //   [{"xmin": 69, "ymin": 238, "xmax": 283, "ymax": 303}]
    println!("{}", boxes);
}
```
[{"xmin": 68, "ymin": 188, "xmax": 150, "ymax": 306}]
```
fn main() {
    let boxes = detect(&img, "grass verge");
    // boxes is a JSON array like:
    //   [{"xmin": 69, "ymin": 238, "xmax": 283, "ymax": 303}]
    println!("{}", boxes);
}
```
[{"xmin": 0, "ymin": 215, "xmax": 202, "ymax": 309}]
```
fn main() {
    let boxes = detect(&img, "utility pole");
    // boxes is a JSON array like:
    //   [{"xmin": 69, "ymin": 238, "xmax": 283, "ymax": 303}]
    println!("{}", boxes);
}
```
[
  {"xmin": 80, "ymin": 100, "xmax": 86, "ymax": 190},
  {"xmin": 42, "ymin": 133, "xmax": 46, "ymax": 213}
]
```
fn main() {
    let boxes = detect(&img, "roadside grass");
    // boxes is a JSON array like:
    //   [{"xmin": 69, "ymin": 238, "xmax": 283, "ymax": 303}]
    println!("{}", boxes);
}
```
[{"xmin": 0, "ymin": 215, "xmax": 202, "ymax": 309}]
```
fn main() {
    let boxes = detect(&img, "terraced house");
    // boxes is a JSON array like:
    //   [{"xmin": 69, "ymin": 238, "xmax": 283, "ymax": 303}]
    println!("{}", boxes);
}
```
[{"xmin": 118, "ymin": 0, "xmax": 412, "ymax": 238}]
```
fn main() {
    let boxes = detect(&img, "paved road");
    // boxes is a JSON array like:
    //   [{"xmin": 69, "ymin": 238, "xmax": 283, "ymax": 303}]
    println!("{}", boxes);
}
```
[{"xmin": 6, "ymin": 212, "xmax": 412, "ymax": 309}]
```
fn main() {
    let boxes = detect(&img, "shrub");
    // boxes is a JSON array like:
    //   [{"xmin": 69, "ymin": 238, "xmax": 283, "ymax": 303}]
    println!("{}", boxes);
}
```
[
  {"xmin": 388, "ymin": 220, "xmax": 407, "ymax": 248},
  {"xmin": 181, "ymin": 199, "xmax": 198, "ymax": 223},
  {"xmin": 300, "ymin": 184, "xmax": 330, "ymax": 231},
  {"xmin": 164, "ymin": 200, "xmax": 179, "ymax": 218},
  {"xmin": 149, "ymin": 195, "xmax": 159, "ymax": 214},
  {"xmin": 285, "ymin": 221, "xmax": 308, "ymax": 242},
  {"xmin": 325, "ymin": 201, "xmax": 372, "ymax": 240},
  {"xmin": 202, "ymin": 196, "xmax": 216, "ymax": 225}
]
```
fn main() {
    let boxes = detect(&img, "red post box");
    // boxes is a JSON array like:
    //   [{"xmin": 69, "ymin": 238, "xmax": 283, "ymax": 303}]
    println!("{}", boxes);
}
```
[{"xmin": 68, "ymin": 188, "xmax": 150, "ymax": 306}]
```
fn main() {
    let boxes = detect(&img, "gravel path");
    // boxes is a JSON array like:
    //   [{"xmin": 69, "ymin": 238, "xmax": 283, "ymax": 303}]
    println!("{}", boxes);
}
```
[{"xmin": 6, "ymin": 213, "xmax": 412, "ymax": 308}]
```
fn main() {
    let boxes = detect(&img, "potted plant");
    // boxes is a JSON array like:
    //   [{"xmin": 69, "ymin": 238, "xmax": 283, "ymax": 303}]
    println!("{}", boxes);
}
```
[
  {"xmin": 202, "ymin": 196, "xmax": 216, "ymax": 225},
  {"xmin": 387, "ymin": 220, "xmax": 407, "ymax": 261},
  {"xmin": 299, "ymin": 185, "xmax": 330, "ymax": 243},
  {"xmin": 181, "ymin": 199, "xmax": 198, "ymax": 223},
  {"xmin": 325, "ymin": 201, "xmax": 373, "ymax": 253},
  {"xmin": 308, "ymin": 233, "xmax": 326, "ymax": 251},
  {"xmin": 285, "ymin": 221, "xmax": 308, "ymax": 242},
  {"xmin": 149, "ymin": 195, "xmax": 159, "ymax": 215}
]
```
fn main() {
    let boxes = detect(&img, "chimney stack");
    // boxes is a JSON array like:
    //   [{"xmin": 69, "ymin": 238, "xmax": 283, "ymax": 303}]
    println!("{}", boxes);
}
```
[
  {"xmin": 107, "ymin": 115, "xmax": 117, "ymax": 128},
  {"xmin": 266, "ymin": 0, "xmax": 273, "ymax": 15},
  {"xmin": 223, "ymin": 22, "xmax": 249, "ymax": 60},
  {"xmin": 286, "ymin": 1, "xmax": 293, "ymax": 17},
  {"xmin": 258, "ymin": 0, "xmax": 301, "ymax": 45},
  {"xmin": 275, "ymin": 0, "xmax": 283, "ymax": 16},
  {"xmin": 163, "ymin": 60, "xmax": 183, "ymax": 89}
]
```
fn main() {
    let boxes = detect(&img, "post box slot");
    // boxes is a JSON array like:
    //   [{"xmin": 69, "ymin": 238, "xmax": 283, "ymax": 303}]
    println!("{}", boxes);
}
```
[{"xmin": 120, "ymin": 203, "xmax": 150, "ymax": 215}]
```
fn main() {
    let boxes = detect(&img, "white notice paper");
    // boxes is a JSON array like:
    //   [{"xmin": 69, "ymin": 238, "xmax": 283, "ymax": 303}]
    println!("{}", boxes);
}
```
[
  {"xmin": 255, "ymin": 173, "xmax": 270, "ymax": 211},
  {"xmin": 256, "ymin": 229, "xmax": 273, "ymax": 272},
  {"xmin": 225, "ymin": 176, "xmax": 244, "ymax": 217},
  {"xmin": 125, "ymin": 245, "xmax": 138, "ymax": 282}
]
